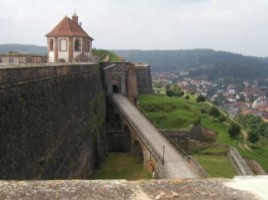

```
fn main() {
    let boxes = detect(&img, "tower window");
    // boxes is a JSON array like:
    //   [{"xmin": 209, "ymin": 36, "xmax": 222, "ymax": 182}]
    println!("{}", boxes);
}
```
[
  {"xmin": 49, "ymin": 39, "xmax": 54, "ymax": 51},
  {"xmin": 74, "ymin": 38, "xmax": 81, "ymax": 52},
  {"xmin": 59, "ymin": 39, "xmax": 67, "ymax": 51}
]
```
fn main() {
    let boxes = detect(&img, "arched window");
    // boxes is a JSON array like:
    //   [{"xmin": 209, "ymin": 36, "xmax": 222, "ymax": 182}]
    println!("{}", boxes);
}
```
[
  {"xmin": 74, "ymin": 38, "xmax": 81, "ymax": 52},
  {"xmin": 49, "ymin": 39, "xmax": 54, "ymax": 51},
  {"xmin": 59, "ymin": 39, "xmax": 67, "ymax": 51}
]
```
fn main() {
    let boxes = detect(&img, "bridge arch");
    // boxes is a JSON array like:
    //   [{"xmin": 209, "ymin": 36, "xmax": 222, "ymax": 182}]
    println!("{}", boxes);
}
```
[{"xmin": 133, "ymin": 140, "xmax": 143, "ymax": 163}]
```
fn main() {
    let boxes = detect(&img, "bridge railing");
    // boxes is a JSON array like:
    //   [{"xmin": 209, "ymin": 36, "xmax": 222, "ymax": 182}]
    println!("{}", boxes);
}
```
[
  {"xmin": 111, "ymin": 95, "xmax": 170, "ymax": 179},
  {"xmin": 165, "ymin": 137, "xmax": 208, "ymax": 178}
]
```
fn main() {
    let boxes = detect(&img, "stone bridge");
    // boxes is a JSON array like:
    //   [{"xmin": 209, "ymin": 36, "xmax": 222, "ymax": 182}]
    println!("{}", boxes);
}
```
[
  {"xmin": 109, "ymin": 94, "xmax": 199, "ymax": 179},
  {"xmin": 102, "ymin": 62, "xmax": 200, "ymax": 178}
]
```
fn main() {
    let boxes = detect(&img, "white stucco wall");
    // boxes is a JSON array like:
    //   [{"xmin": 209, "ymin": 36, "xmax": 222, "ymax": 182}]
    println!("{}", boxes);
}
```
[{"xmin": 48, "ymin": 52, "xmax": 54, "ymax": 63}]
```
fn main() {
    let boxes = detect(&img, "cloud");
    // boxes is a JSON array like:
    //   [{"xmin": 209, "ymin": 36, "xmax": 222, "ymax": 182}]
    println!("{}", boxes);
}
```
[{"xmin": 0, "ymin": 0, "xmax": 267, "ymax": 56}]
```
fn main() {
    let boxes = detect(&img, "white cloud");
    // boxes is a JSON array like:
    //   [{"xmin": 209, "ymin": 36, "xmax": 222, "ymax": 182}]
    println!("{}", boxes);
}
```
[{"xmin": 0, "ymin": 0, "xmax": 267, "ymax": 56}]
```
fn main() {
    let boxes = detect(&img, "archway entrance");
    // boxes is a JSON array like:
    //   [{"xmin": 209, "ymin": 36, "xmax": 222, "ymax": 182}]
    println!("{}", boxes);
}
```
[
  {"xmin": 113, "ymin": 85, "xmax": 119, "ymax": 93},
  {"xmin": 133, "ymin": 140, "xmax": 143, "ymax": 163}
]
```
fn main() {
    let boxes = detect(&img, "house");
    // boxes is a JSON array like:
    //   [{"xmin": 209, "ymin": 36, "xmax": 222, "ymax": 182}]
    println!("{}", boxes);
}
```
[
  {"xmin": 241, "ymin": 87, "xmax": 265, "ymax": 101},
  {"xmin": 227, "ymin": 85, "xmax": 236, "ymax": 95},
  {"xmin": 0, "ymin": 52, "xmax": 46, "ymax": 66},
  {"xmin": 252, "ymin": 96, "xmax": 268, "ymax": 108},
  {"xmin": 46, "ymin": 12, "xmax": 93, "ymax": 63}
]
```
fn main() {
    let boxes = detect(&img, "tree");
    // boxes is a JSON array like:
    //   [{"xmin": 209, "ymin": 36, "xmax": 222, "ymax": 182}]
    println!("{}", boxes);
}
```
[
  {"xmin": 256, "ymin": 122, "xmax": 268, "ymax": 137},
  {"xmin": 166, "ymin": 89, "xmax": 174, "ymax": 97},
  {"xmin": 209, "ymin": 106, "xmax": 220, "ymax": 118},
  {"xmin": 196, "ymin": 94, "xmax": 206, "ymax": 103},
  {"xmin": 218, "ymin": 115, "xmax": 226, "ymax": 122},
  {"xmin": 248, "ymin": 131, "xmax": 259, "ymax": 146},
  {"xmin": 228, "ymin": 123, "xmax": 241, "ymax": 139}
]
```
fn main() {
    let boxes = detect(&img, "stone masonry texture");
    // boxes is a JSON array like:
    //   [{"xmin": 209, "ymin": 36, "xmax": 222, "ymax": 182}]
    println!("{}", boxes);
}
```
[{"xmin": 0, "ymin": 64, "xmax": 106, "ymax": 180}]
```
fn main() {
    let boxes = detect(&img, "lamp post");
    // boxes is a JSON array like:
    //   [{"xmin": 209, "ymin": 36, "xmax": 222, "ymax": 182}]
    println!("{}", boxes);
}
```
[{"xmin": 162, "ymin": 145, "xmax": 165, "ymax": 165}]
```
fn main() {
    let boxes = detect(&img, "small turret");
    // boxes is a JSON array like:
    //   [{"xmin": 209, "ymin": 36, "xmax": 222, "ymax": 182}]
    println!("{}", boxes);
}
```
[{"xmin": 72, "ymin": 12, "xmax": 78, "ymax": 24}]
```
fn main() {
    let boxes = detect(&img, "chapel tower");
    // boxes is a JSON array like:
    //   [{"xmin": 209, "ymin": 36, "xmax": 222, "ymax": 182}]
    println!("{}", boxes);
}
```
[{"xmin": 46, "ymin": 12, "xmax": 93, "ymax": 63}]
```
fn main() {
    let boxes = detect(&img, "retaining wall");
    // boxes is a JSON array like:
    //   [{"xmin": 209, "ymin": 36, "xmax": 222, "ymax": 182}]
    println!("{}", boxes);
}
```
[{"xmin": 0, "ymin": 64, "xmax": 106, "ymax": 179}]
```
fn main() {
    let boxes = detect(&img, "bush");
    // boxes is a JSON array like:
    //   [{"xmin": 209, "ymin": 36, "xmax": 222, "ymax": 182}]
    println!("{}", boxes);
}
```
[
  {"xmin": 166, "ymin": 89, "xmax": 174, "ymax": 97},
  {"xmin": 200, "ymin": 108, "xmax": 207, "ymax": 114},
  {"xmin": 196, "ymin": 94, "xmax": 206, "ymax": 103},
  {"xmin": 248, "ymin": 131, "xmax": 260, "ymax": 146},
  {"xmin": 185, "ymin": 95, "xmax": 190, "ymax": 100},
  {"xmin": 209, "ymin": 106, "xmax": 220, "ymax": 118},
  {"xmin": 218, "ymin": 115, "xmax": 226, "ymax": 122},
  {"xmin": 228, "ymin": 123, "xmax": 241, "ymax": 139}
]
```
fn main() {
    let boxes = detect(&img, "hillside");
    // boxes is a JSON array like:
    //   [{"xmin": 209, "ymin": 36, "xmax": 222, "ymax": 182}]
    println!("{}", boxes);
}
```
[
  {"xmin": 92, "ymin": 49, "xmax": 124, "ymax": 62},
  {"xmin": 0, "ymin": 44, "xmax": 123, "ymax": 62},
  {"xmin": 0, "ymin": 44, "xmax": 47, "ymax": 55},
  {"xmin": 113, "ymin": 49, "xmax": 268, "ymax": 79},
  {"xmin": 2, "ymin": 44, "xmax": 268, "ymax": 80},
  {"xmin": 139, "ymin": 94, "xmax": 268, "ymax": 174}
]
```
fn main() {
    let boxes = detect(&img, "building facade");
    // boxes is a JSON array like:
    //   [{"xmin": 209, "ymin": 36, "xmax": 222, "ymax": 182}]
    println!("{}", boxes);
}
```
[
  {"xmin": 46, "ymin": 13, "xmax": 93, "ymax": 63},
  {"xmin": 0, "ymin": 52, "xmax": 46, "ymax": 66}
]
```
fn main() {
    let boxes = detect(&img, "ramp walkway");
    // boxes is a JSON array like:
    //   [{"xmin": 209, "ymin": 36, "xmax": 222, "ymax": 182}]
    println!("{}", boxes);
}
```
[{"xmin": 112, "ymin": 94, "xmax": 198, "ymax": 178}]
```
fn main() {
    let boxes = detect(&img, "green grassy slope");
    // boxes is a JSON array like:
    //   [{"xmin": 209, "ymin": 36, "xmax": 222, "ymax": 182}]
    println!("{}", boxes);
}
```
[
  {"xmin": 92, "ymin": 49, "xmax": 124, "ymax": 62},
  {"xmin": 138, "ymin": 94, "xmax": 268, "ymax": 174}
]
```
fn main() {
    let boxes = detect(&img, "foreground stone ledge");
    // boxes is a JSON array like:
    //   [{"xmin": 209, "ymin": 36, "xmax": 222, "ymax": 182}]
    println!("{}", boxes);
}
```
[{"xmin": 0, "ymin": 179, "xmax": 261, "ymax": 200}]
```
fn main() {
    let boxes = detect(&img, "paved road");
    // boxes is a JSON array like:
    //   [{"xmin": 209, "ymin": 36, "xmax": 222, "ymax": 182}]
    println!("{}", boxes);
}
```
[{"xmin": 112, "ymin": 94, "xmax": 198, "ymax": 178}]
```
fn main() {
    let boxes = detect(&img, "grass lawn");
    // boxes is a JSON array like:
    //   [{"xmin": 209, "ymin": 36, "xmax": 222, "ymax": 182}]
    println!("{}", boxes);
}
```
[
  {"xmin": 193, "ymin": 154, "xmax": 237, "ymax": 178},
  {"xmin": 139, "ymin": 94, "xmax": 203, "ymax": 130},
  {"xmin": 200, "ymin": 146, "xmax": 228, "ymax": 154},
  {"xmin": 138, "ymin": 94, "xmax": 268, "ymax": 173},
  {"xmin": 91, "ymin": 153, "xmax": 152, "ymax": 180}
]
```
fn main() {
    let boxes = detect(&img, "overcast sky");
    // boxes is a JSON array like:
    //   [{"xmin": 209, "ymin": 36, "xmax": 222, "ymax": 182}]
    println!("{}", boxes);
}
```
[{"xmin": 0, "ymin": 0, "xmax": 267, "ymax": 57}]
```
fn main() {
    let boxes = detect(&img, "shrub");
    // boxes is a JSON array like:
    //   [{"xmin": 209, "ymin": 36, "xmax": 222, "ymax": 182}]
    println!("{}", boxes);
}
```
[
  {"xmin": 200, "ymin": 108, "xmax": 207, "ymax": 114},
  {"xmin": 248, "ymin": 131, "xmax": 260, "ymax": 146},
  {"xmin": 209, "ymin": 106, "xmax": 220, "ymax": 118},
  {"xmin": 166, "ymin": 90, "xmax": 174, "ymax": 97},
  {"xmin": 228, "ymin": 123, "xmax": 241, "ymax": 139},
  {"xmin": 218, "ymin": 115, "xmax": 226, "ymax": 122},
  {"xmin": 196, "ymin": 94, "xmax": 206, "ymax": 103},
  {"xmin": 185, "ymin": 95, "xmax": 190, "ymax": 100}
]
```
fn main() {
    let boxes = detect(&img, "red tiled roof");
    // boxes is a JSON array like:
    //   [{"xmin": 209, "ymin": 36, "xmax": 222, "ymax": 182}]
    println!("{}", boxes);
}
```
[{"xmin": 46, "ymin": 16, "xmax": 93, "ymax": 40}]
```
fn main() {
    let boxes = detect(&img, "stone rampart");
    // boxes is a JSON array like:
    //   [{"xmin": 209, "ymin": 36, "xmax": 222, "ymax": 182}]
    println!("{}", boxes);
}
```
[{"xmin": 0, "ymin": 64, "xmax": 106, "ymax": 179}]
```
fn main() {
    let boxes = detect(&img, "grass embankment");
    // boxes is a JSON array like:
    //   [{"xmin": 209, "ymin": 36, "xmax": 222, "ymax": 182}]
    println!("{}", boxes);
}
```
[
  {"xmin": 193, "ymin": 154, "xmax": 237, "ymax": 178},
  {"xmin": 139, "ymin": 94, "xmax": 206, "ymax": 130},
  {"xmin": 202, "ymin": 112, "xmax": 268, "ymax": 171},
  {"xmin": 139, "ymin": 94, "xmax": 268, "ymax": 175},
  {"xmin": 91, "ymin": 153, "xmax": 151, "ymax": 180},
  {"xmin": 92, "ymin": 49, "xmax": 124, "ymax": 62}
]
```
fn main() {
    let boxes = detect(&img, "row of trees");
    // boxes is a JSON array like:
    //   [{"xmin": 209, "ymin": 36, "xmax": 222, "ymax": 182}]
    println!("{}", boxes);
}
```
[{"xmin": 228, "ymin": 122, "xmax": 260, "ymax": 145}]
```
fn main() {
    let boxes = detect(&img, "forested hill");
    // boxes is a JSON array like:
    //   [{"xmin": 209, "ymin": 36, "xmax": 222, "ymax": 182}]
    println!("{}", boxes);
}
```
[
  {"xmin": 1, "ymin": 44, "xmax": 268, "ymax": 80},
  {"xmin": 113, "ymin": 49, "xmax": 268, "ymax": 79},
  {"xmin": 0, "ymin": 44, "xmax": 47, "ymax": 55}
]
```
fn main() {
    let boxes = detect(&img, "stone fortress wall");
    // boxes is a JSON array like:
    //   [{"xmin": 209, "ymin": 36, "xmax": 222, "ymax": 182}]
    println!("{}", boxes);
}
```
[{"xmin": 0, "ymin": 64, "xmax": 106, "ymax": 179}]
